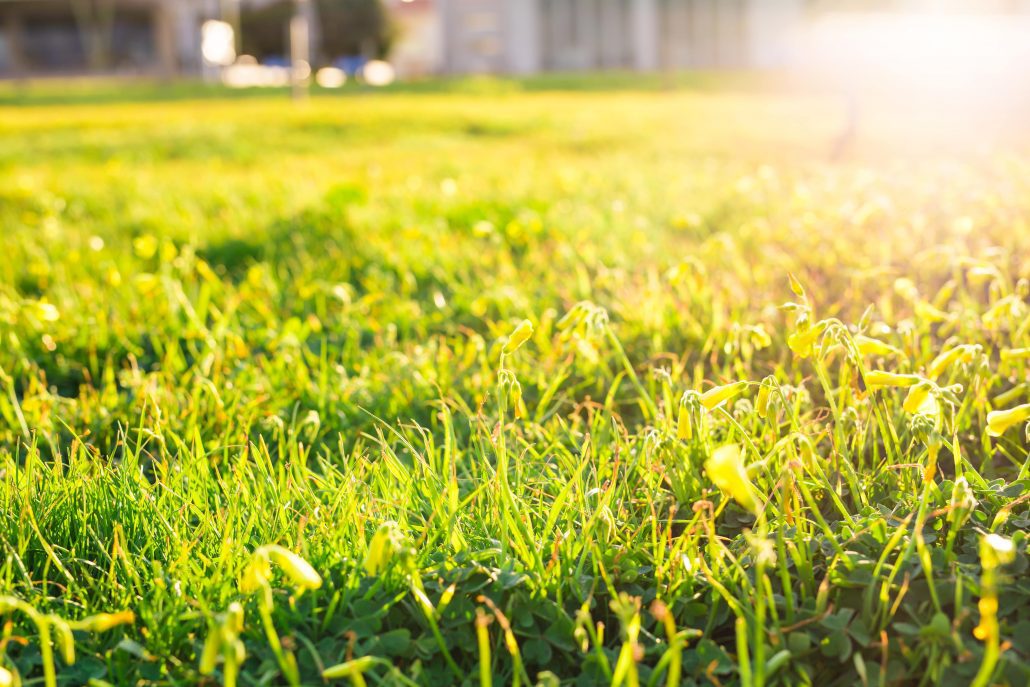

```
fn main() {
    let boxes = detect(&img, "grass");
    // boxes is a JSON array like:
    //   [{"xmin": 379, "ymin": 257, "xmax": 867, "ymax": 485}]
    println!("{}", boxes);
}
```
[
  {"xmin": 0, "ymin": 82, "xmax": 1028, "ymax": 686},
  {"xmin": 0, "ymin": 72, "xmax": 785, "ymax": 107}
]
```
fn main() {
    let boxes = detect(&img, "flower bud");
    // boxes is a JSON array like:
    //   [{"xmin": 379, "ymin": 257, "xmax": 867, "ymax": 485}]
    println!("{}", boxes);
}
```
[
  {"xmin": 927, "ymin": 344, "xmax": 979, "ymax": 379},
  {"xmin": 863, "ymin": 370, "xmax": 921, "ymax": 388},
  {"xmin": 677, "ymin": 391, "xmax": 701, "ymax": 440},
  {"xmin": 1000, "ymin": 347, "xmax": 1030, "ymax": 363},
  {"xmin": 240, "ymin": 549, "xmax": 271, "ymax": 593},
  {"xmin": 502, "ymin": 319, "xmax": 534, "ymax": 355},
  {"xmin": 364, "ymin": 521, "xmax": 409, "ymax": 576},
  {"xmin": 855, "ymin": 335, "xmax": 901, "ymax": 357},
  {"xmin": 756, "ymin": 381, "xmax": 772, "ymax": 419},
  {"xmin": 75, "ymin": 611, "xmax": 135, "ymax": 633},
  {"xmin": 226, "ymin": 601, "xmax": 245, "ymax": 634},
  {"xmin": 701, "ymin": 381, "xmax": 748, "ymax": 410},
  {"xmin": 323, "ymin": 656, "xmax": 377, "ymax": 679},
  {"xmin": 198, "ymin": 625, "xmax": 222, "ymax": 675},
  {"xmin": 51, "ymin": 619, "xmax": 75, "ymax": 665}
]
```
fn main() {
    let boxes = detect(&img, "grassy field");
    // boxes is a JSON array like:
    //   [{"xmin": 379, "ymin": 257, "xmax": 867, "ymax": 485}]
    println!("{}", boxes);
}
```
[{"xmin": 0, "ymin": 82, "xmax": 1029, "ymax": 686}]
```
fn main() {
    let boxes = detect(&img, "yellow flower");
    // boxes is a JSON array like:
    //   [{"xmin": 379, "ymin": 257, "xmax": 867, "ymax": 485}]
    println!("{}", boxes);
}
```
[
  {"xmin": 36, "ymin": 301, "xmax": 60, "ymax": 322},
  {"xmin": 986, "ymin": 403, "xmax": 1030, "ymax": 437},
  {"xmin": 748, "ymin": 325, "xmax": 772, "ymax": 350},
  {"xmin": 0, "ymin": 666, "xmax": 13, "ymax": 687},
  {"xmin": 1000, "ymin": 347, "xmax": 1030, "ymax": 363},
  {"xmin": 982, "ymin": 295, "xmax": 1021, "ymax": 330},
  {"xmin": 854, "ymin": 335, "xmax": 900, "ymax": 357},
  {"xmin": 787, "ymin": 321, "xmax": 827, "ymax": 359},
  {"xmin": 863, "ymin": 370, "xmax": 921, "ymax": 388},
  {"xmin": 912, "ymin": 392, "xmax": 939, "ymax": 419},
  {"xmin": 324, "ymin": 656, "xmax": 377, "ymax": 679},
  {"xmin": 51, "ymin": 619, "xmax": 74, "ymax": 665},
  {"xmin": 364, "ymin": 521, "xmax": 408, "ymax": 575},
  {"xmin": 75, "ymin": 610, "xmax": 135, "ymax": 633},
  {"xmin": 133, "ymin": 234, "xmax": 158, "ymax": 259},
  {"xmin": 704, "ymin": 444, "xmax": 759, "ymax": 513},
  {"xmin": 983, "ymin": 533, "xmax": 1015, "ymax": 563},
  {"xmin": 226, "ymin": 601, "xmax": 245, "ymax": 634},
  {"xmin": 265, "ymin": 546, "xmax": 323, "ymax": 591},
  {"xmin": 701, "ymin": 381, "xmax": 748, "ymax": 410},
  {"xmin": 240, "ymin": 549, "xmax": 272, "ymax": 593},
  {"xmin": 502, "ymin": 319, "xmax": 534, "ymax": 355},
  {"xmin": 756, "ymin": 380, "xmax": 772, "ymax": 419},
  {"xmin": 902, "ymin": 382, "xmax": 936, "ymax": 416},
  {"xmin": 927, "ymin": 344, "xmax": 979, "ymax": 379},
  {"xmin": 966, "ymin": 264, "xmax": 1000, "ymax": 286},
  {"xmin": 914, "ymin": 301, "xmax": 953, "ymax": 323},
  {"xmin": 676, "ymin": 404, "xmax": 693, "ymax": 440}
]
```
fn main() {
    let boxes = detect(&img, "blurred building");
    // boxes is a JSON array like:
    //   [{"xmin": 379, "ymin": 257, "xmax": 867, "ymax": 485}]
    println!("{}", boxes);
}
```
[
  {"xmin": 390, "ymin": 0, "xmax": 1030, "ymax": 76},
  {"xmin": 4, "ymin": 0, "xmax": 1030, "ymax": 80},
  {"xmin": 437, "ymin": 0, "xmax": 805, "ymax": 74},
  {"xmin": 388, "ymin": 0, "xmax": 806, "ymax": 75}
]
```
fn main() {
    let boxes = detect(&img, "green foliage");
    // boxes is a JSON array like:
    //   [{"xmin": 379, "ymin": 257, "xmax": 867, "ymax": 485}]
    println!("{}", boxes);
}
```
[{"xmin": 0, "ymin": 85, "xmax": 1028, "ymax": 686}]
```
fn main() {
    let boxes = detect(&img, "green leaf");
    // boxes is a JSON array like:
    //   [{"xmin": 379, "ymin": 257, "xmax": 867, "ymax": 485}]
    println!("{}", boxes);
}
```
[
  {"xmin": 787, "ymin": 632, "xmax": 812, "ymax": 654},
  {"xmin": 377, "ymin": 628, "xmax": 412, "ymax": 656},
  {"xmin": 819, "ymin": 631, "xmax": 852, "ymax": 662},
  {"xmin": 523, "ymin": 638, "xmax": 553, "ymax": 666}
]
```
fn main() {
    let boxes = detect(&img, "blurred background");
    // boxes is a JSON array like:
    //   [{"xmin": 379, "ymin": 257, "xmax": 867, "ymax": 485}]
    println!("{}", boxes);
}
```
[
  {"xmin": 2, "ymin": 0, "xmax": 1030, "ymax": 152},
  {"xmin": 1, "ymin": 0, "xmax": 1029, "ymax": 88}
]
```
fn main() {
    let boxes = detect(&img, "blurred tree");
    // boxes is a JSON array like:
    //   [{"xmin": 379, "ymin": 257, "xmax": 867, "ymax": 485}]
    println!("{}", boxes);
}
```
[
  {"xmin": 70, "ymin": 0, "xmax": 117, "ymax": 70},
  {"xmin": 240, "ymin": 0, "xmax": 395, "ymax": 63}
]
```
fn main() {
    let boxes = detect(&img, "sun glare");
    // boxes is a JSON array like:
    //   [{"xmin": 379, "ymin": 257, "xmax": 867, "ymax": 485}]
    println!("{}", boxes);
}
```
[{"xmin": 802, "ymin": 12, "xmax": 1030, "ymax": 108}]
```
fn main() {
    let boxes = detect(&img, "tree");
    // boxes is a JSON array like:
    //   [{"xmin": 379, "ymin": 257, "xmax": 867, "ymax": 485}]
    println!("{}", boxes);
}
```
[
  {"xmin": 69, "ymin": 0, "xmax": 117, "ymax": 71},
  {"xmin": 240, "ymin": 0, "xmax": 395, "ymax": 63}
]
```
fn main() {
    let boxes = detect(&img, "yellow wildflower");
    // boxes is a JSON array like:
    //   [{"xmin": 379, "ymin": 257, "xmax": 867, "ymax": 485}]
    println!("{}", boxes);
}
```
[
  {"xmin": 927, "ymin": 344, "xmax": 979, "ymax": 379},
  {"xmin": 787, "ymin": 320, "xmax": 827, "ymax": 359},
  {"xmin": 854, "ymin": 335, "xmax": 900, "ymax": 357},
  {"xmin": 75, "ymin": 610, "xmax": 136, "ymax": 633},
  {"xmin": 986, "ymin": 403, "xmax": 1030, "ymax": 437},
  {"xmin": 864, "ymin": 370, "xmax": 921, "ymax": 388},
  {"xmin": 701, "ymin": 381, "xmax": 748, "ymax": 410},
  {"xmin": 903, "ymin": 382, "xmax": 935, "ymax": 415},
  {"xmin": 502, "ymin": 319, "xmax": 534, "ymax": 355},
  {"xmin": 704, "ymin": 444, "xmax": 759, "ymax": 513},
  {"xmin": 1000, "ymin": 347, "xmax": 1030, "ymax": 363},
  {"xmin": 265, "ymin": 545, "xmax": 322, "ymax": 591}
]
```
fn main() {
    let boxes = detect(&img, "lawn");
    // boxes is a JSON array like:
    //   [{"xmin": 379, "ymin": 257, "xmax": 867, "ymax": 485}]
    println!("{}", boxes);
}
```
[{"xmin": 0, "ymin": 81, "xmax": 1028, "ymax": 686}]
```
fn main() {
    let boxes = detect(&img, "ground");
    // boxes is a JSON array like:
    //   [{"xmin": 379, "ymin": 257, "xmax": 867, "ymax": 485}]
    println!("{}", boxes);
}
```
[{"xmin": 0, "ymin": 79, "xmax": 1028, "ymax": 686}]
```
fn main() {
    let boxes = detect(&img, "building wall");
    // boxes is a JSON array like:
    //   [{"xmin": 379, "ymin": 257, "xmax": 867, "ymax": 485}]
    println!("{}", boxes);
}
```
[
  {"xmin": 436, "ymin": 0, "xmax": 805, "ymax": 76},
  {"xmin": 503, "ymin": 0, "xmax": 539, "ymax": 73},
  {"xmin": 0, "ymin": 0, "xmax": 801, "ymax": 79},
  {"xmin": 438, "ymin": 0, "xmax": 506, "ymax": 73},
  {"xmin": 9, "ymin": 0, "xmax": 1024, "ymax": 80},
  {"xmin": 388, "ymin": 0, "xmax": 443, "ymax": 77}
]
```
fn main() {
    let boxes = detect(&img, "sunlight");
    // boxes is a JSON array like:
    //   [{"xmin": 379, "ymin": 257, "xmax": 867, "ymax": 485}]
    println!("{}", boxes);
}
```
[{"xmin": 802, "ymin": 12, "xmax": 1030, "ymax": 106}]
